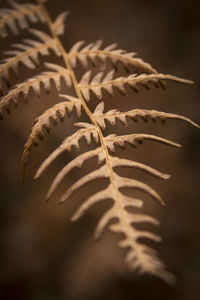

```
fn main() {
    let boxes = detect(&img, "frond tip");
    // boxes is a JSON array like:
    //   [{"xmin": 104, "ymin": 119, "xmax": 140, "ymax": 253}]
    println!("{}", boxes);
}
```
[{"xmin": 67, "ymin": 165, "xmax": 176, "ymax": 283}]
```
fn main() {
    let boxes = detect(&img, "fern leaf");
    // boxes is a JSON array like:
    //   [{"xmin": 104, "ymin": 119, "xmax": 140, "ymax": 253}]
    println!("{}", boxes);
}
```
[
  {"xmin": 52, "ymin": 11, "xmax": 69, "ymax": 36},
  {"xmin": 104, "ymin": 133, "xmax": 181, "ymax": 153},
  {"xmin": 45, "ymin": 148, "xmax": 103, "ymax": 200},
  {"xmin": 81, "ymin": 181, "xmax": 173, "ymax": 283},
  {"xmin": 79, "ymin": 71, "xmax": 193, "ymax": 101},
  {"xmin": 0, "ymin": 30, "xmax": 61, "ymax": 88},
  {"xmin": 95, "ymin": 208, "xmax": 160, "ymax": 242},
  {"xmin": 0, "ymin": 63, "xmax": 71, "ymax": 118},
  {"xmin": 56, "ymin": 155, "xmax": 163, "ymax": 206},
  {"xmin": 57, "ymin": 159, "xmax": 174, "ymax": 282},
  {"xmin": 71, "ymin": 185, "xmax": 143, "ymax": 222},
  {"xmin": 34, "ymin": 124, "xmax": 100, "ymax": 181},
  {"xmin": 93, "ymin": 102, "xmax": 200, "ymax": 129},
  {"xmin": 0, "ymin": 0, "xmax": 44, "ymax": 38},
  {"xmin": 68, "ymin": 40, "xmax": 161, "ymax": 76},
  {"xmin": 46, "ymin": 152, "xmax": 170, "ymax": 201},
  {"xmin": 58, "ymin": 94, "xmax": 82, "ymax": 116},
  {"xmin": 59, "ymin": 164, "xmax": 109, "ymax": 203},
  {"xmin": 111, "ymin": 156, "xmax": 170, "ymax": 180},
  {"xmin": 113, "ymin": 172, "xmax": 164, "ymax": 205},
  {"xmin": 21, "ymin": 98, "xmax": 82, "ymax": 181},
  {"xmin": 1, "ymin": 0, "xmax": 198, "ymax": 284},
  {"xmin": 71, "ymin": 185, "xmax": 114, "ymax": 221}
]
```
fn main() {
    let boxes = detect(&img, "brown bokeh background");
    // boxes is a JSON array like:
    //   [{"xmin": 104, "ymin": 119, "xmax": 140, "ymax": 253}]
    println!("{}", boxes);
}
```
[{"xmin": 0, "ymin": 0, "xmax": 199, "ymax": 299}]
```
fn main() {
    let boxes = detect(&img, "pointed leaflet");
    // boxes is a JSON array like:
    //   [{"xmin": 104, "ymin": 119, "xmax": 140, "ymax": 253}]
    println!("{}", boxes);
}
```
[
  {"xmin": 46, "ymin": 148, "xmax": 103, "ymax": 200},
  {"xmin": 68, "ymin": 40, "xmax": 164, "ymax": 77},
  {"xmin": 95, "ymin": 207, "xmax": 160, "ymax": 242},
  {"xmin": 93, "ymin": 101, "xmax": 105, "ymax": 116},
  {"xmin": 0, "ymin": 30, "xmax": 61, "ymax": 88},
  {"xmin": 0, "ymin": 63, "xmax": 71, "ymax": 118},
  {"xmin": 21, "ymin": 98, "xmax": 82, "ymax": 181},
  {"xmin": 104, "ymin": 133, "xmax": 181, "ymax": 153},
  {"xmin": 110, "ymin": 156, "xmax": 170, "ymax": 180},
  {"xmin": 52, "ymin": 11, "xmax": 69, "ymax": 36},
  {"xmin": 78, "ymin": 71, "xmax": 193, "ymax": 101},
  {"xmin": 71, "ymin": 185, "xmax": 113, "ymax": 221},
  {"xmin": 71, "ymin": 184, "xmax": 143, "ymax": 222},
  {"xmin": 78, "ymin": 70, "xmax": 91, "ymax": 101},
  {"xmin": 94, "ymin": 104, "xmax": 200, "ymax": 129},
  {"xmin": 113, "ymin": 172, "xmax": 165, "ymax": 205},
  {"xmin": 0, "ymin": 0, "xmax": 44, "ymax": 38},
  {"xmin": 59, "ymin": 164, "xmax": 109, "ymax": 203},
  {"xmin": 34, "ymin": 124, "xmax": 100, "ymax": 180}
]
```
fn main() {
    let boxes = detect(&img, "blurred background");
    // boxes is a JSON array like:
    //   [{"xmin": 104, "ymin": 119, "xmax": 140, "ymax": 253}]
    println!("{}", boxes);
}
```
[{"xmin": 0, "ymin": 0, "xmax": 199, "ymax": 299}]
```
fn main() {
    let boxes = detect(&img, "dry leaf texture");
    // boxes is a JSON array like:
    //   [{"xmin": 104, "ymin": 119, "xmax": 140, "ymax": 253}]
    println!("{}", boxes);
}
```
[{"xmin": 0, "ymin": 0, "xmax": 199, "ymax": 284}]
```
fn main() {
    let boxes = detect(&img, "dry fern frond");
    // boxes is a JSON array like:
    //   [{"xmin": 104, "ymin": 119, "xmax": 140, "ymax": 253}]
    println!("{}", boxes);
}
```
[
  {"xmin": 70, "ymin": 179, "xmax": 174, "ymax": 282},
  {"xmin": 104, "ymin": 133, "xmax": 181, "ymax": 153},
  {"xmin": 93, "ymin": 102, "xmax": 200, "ymax": 129},
  {"xmin": 0, "ymin": 0, "xmax": 44, "ymax": 38},
  {"xmin": 33, "ymin": 122, "xmax": 100, "ymax": 181},
  {"xmin": 69, "ymin": 40, "xmax": 159, "ymax": 74},
  {"xmin": 44, "ymin": 147, "xmax": 103, "ymax": 200},
  {"xmin": 21, "ymin": 97, "xmax": 82, "ymax": 181},
  {"xmin": 79, "ymin": 70, "xmax": 193, "ymax": 101},
  {"xmin": 110, "ymin": 157, "xmax": 170, "ymax": 180},
  {"xmin": 0, "ymin": 63, "xmax": 71, "ymax": 118},
  {"xmin": 48, "ymin": 156, "xmax": 172, "ymax": 280},
  {"xmin": 0, "ymin": 29, "xmax": 61, "ymax": 89},
  {"xmin": 1, "ymin": 0, "xmax": 199, "ymax": 284},
  {"xmin": 45, "ymin": 151, "xmax": 170, "ymax": 202}
]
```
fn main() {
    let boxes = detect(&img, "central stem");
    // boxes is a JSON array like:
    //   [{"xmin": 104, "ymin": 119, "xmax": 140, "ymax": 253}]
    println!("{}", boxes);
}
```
[
  {"xmin": 37, "ymin": 1, "xmax": 115, "ymax": 181},
  {"xmin": 36, "ymin": 0, "xmax": 134, "ymax": 231}
]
